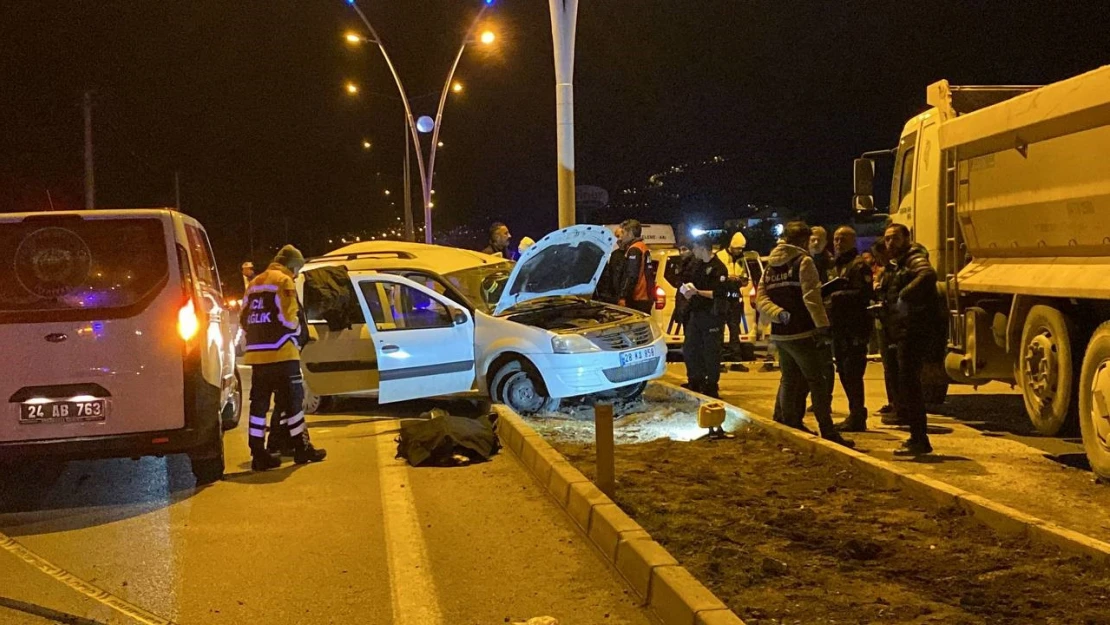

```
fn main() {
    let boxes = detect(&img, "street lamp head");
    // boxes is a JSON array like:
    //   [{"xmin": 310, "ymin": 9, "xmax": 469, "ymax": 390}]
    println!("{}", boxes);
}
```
[
  {"xmin": 384, "ymin": 189, "xmax": 391, "ymax": 196},
  {"xmin": 416, "ymin": 116, "xmax": 435, "ymax": 134},
  {"xmin": 344, "ymin": 32, "xmax": 363, "ymax": 44},
  {"xmin": 479, "ymin": 30, "xmax": 496, "ymax": 45},
  {"xmin": 345, "ymin": 82, "xmax": 359, "ymax": 94},
  {"xmin": 362, "ymin": 139, "xmax": 372, "ymax": 150},
  {"xmin": 452, "ymin": 81, "xmax": 464, "ymax": 93}
]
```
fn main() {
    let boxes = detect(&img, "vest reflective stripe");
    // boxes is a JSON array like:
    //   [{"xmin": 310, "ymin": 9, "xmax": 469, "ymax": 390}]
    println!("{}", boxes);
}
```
[
  {"xmin": 765, "ymin": 255, "xmax": 816, "ymax": 337},
  {"xmin": 243, "ymin": 284, "xmax": 299, "ymax": 352}
]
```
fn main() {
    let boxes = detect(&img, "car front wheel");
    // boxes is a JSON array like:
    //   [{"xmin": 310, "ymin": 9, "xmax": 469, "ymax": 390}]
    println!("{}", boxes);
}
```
[{"xmin": 490, "ymin": 360, "xmax": 558, "ymax": 416}]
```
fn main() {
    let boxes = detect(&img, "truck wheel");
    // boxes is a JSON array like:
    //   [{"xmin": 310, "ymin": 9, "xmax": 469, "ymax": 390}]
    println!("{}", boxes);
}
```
[
  {"xmin": 190, "ymin": 427, "xmax": 225, "ymax": 486},
  {"xmin": 1078, "ymin": 322, "xmax": 1110, "ymax": 480},
  {"xmin": 490, "ymin": 360, "xmax": 558, "ymax": 415},
  {"xmin": 1019, "ymin": 305, "xmax": 1079, "ymax": 436}
]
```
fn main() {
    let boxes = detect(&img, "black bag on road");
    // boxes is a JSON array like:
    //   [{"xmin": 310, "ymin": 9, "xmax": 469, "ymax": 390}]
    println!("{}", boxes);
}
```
[{"xmin": 396, "ymin": 410, "xmax": 501, "ymax": 467}]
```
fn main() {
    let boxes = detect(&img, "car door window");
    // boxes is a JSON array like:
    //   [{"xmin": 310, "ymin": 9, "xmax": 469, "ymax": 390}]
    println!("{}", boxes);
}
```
[{"xmin": 359, "ymin": 281, "xmax": 453, "ymax": 331}]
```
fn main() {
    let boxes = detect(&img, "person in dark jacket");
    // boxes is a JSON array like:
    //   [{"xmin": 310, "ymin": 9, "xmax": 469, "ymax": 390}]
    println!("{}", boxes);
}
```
[
  {"xmin": 596, "ymin": 226, "xmax": 626, "ymax": 304},
  {"xmin": 664, "ymin": 242, "xmax": 694, "ymax": 334},
  {"xmin": 679, "ymin": 236, "xmax": 728, "ymax": 397},
  {"xmin": 618, "ymin": 219, "xmax": 653, "ymax": 313},
  {"xmin": 481, "ymin": 222, "xmax": 513, "ymax": 258},
  {"xmin": 756, "ymin": 221, "xmax": 854, "ymax": 448},
  {"xmin": 827, "ymin": 227, "xmax": 873, "ymax": 432},
  {"xmin": 809, "ymin": 226, "xmax": 834, "ymax": 282},
  {"xmin": 882, "ymin": 223, "xmax": 940, "ymax": 456}
]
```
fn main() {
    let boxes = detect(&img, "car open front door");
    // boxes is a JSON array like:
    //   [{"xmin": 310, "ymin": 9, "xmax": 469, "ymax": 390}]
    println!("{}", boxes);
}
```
[{"xmin": 351, "ymin": 273, "xmax": 476, "ymax": 404}]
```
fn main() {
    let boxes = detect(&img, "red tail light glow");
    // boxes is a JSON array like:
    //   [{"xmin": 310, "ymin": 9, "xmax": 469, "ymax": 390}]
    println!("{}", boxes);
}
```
[
  {"xmin": 178, "ymin": 298, "xmax": 200, "ymax": 341},
  {"xmin": 654, "ymin": 286, "xmax": 666, "ymax": 310}
]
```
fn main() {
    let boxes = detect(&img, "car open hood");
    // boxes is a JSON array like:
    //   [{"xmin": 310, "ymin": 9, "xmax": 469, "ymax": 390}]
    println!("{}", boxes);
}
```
[{"xmin": 494, "ymin": 225, "xmax": 616, "ymax": 315}]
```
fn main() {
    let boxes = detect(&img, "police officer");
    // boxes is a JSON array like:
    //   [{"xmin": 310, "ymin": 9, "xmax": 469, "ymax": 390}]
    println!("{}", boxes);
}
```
[
  {"xmin": 241, "ymin": 245, "xmax": 327, "ymax": 470},
  {"xmin": 827, "ymin": 226, "xmax": 873, "ymax": 432},
  {"xmin": 680, "ymin": 236, "xmax": 728, "ymax": 398},
  {"xmin": 881, "ymin": 224, "xmax": 939, "ymax": 456},
  {"xmin": 716, "ymin": 232, "xmax": 750, "ymax": 368},
  {"xmin": 756, "ymin": 221, "xmax": 854, "ymax": 448}
]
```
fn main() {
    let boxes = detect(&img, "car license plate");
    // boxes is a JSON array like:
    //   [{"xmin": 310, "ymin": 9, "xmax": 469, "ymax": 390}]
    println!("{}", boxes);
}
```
[
  {"xmin": 19, "ymin": 399, "xmax": 109, "ymax": 424},
  {"xmin": 620, "ymin": 346, "xmax": 657, "ymax": 367}
]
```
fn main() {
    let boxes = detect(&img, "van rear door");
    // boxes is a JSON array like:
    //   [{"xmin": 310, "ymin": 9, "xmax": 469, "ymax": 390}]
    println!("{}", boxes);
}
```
[{"xmin": 0, "ymin": 213, "xmax": 187, "ymax": 443}]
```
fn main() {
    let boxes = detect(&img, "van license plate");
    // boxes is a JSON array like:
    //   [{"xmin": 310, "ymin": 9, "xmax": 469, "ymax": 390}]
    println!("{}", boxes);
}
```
[
  {"xmin": 620, "ymin": 346, "xmax": 657, "ymax": 367},
  {"xmin": 20, "ymin": 400, "xmax": 108, "ymax": 424}
]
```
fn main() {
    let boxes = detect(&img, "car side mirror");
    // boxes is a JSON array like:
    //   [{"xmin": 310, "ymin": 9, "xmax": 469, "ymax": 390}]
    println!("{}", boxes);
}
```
[
  {"xmin": 452, "ymin": 309, "xmax": 468, "ymax": 325},
  {"xmin": 853, "ymin": 158, "xmax": 876, "ymax": 216}
]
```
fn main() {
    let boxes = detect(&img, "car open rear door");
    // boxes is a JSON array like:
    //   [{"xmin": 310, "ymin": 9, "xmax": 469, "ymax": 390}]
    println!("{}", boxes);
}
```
[{"xmin": 351, "ymin": 274, "xmax": 476, "ymax": 404}]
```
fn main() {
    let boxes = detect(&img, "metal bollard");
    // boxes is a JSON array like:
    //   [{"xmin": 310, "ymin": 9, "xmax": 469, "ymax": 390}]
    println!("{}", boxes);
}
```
[{"xmin": 594, "ymin": 403, "xmax": 615, "ymax": 497}]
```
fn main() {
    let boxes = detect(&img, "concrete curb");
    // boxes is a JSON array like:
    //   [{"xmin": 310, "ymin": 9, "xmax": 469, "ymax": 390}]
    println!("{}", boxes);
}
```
[
  {"xmin": 655, "ymin": 381, "xmax": 1110, "ymax": 565},
  {"xmin": 493, "ymin": 405, "xmax": 747, "ymax": 625}
]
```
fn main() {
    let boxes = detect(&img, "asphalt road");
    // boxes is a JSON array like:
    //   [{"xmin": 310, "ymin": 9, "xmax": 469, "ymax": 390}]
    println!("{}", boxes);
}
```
[
  {"xmin": 667, "ymin": 360, "xmax": 1110, "ymax": 544},
  {"xmin": 0, "ymin": 370, "xmax": 656, "ymax": 625}
]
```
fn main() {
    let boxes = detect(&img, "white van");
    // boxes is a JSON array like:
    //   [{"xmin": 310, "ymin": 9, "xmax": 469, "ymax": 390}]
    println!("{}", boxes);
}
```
[{"xmin": 0, "ymin": 209, "xmax": 241, "ymax": 484}]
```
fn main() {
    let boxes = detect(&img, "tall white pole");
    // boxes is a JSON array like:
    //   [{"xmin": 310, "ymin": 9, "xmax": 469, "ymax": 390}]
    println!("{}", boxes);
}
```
[
  {"xmin": 403, "ymin": 114, "xmax": 414, "ymax": 241},
  {"xmin": 549, "ymin": 0, "xmax": 579, "ymax": 228},
  {"xmin": 83, "ymin": 91, "xmax": 95, "ymax": 209}
]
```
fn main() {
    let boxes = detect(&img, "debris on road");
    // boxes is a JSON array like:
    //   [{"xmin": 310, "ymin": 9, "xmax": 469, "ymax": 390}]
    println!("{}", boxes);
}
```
[{"xmin": 525, "ymin": 384, "xmax": 744, "ymax": 444}]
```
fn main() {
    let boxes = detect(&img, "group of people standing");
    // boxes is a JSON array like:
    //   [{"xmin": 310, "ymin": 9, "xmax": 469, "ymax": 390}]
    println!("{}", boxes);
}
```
[{"xmin": 756, "ymin": 221, "xmax": 942, "ymax": 456}]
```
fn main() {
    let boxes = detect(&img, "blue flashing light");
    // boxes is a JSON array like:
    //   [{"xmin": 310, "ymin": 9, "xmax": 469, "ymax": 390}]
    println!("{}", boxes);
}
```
[{"xmin": 485, "ymin": 0, "xmax": 494, "ymax": 4}]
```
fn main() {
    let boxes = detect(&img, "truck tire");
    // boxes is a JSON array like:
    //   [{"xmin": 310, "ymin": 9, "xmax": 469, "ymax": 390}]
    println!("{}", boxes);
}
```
[
  {"xmin": 1078, "ymin": 322, "xmax": 1110, "ymax": 480},
  {"xmin": 1019, "ymin": 305, "xmax": 1079, "ymax": 436}
]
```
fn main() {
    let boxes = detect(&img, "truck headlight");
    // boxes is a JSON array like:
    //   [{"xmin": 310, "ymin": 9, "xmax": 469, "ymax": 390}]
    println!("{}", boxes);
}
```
[{"xmin": 552, "ymin": 334, "xmax": 600, "ymax": 354}]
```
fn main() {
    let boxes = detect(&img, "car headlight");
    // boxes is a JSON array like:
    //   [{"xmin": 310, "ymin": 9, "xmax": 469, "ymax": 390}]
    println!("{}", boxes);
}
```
[{"xmin": 552, "ymin": 334, "xmax": 600, "ymax": 354}]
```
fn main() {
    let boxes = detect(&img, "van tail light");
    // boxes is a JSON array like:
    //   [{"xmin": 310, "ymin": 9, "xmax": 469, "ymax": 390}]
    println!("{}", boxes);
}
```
[
  {"xmin": 654, "ymin": 286, "xmax": 667, "ymax": 310},
  {"xmin": 178, "ymin": 298, "xmax": 200, "ymax": 341}
]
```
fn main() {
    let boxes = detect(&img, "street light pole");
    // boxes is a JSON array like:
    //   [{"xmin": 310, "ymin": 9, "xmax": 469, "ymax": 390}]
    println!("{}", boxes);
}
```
[
  {"xmin": 549, "ymin": 0, "xmax": 579, "ymax": 228},
  {"xmin": 403, "ymin": 115, "xmax": 414, "ymax": 241},
  {"xmin": 425, "ymin": 4, "xmax": 492, "ymax": 245},
  {"xmin": 347, "ymin": 0, "xmax": 494, "ymax": 244}
]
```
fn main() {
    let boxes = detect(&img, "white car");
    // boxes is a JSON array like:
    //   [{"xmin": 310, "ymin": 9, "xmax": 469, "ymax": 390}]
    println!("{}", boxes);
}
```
[{"xmin": 296, "ymin": 225, "xmax": 666, "ymax": 414}]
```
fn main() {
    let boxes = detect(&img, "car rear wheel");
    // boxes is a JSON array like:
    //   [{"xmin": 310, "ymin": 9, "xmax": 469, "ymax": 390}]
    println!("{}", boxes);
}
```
[
  {"xmin": 490, "ymin": 360, "xmax": 558, "ymax": 415},
  {"xmin": 302, "ymin": 384, "xmax": 334, "ymax": 415}
]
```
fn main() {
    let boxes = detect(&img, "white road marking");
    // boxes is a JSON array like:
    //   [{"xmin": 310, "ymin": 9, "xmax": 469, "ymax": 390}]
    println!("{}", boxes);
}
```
[{"xmin": 376, "ymin": 421, "xmax": 443, "ymax": 625}]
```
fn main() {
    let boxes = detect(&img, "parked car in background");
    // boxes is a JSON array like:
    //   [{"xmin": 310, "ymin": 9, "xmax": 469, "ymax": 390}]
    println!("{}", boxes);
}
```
[
  {"xmin": 296, "ymin": 225, "xmax": 666, "ymax": 415},
  {"xmin": 0, "ymin": 209, "xmax": 240, "ymax": 484}
]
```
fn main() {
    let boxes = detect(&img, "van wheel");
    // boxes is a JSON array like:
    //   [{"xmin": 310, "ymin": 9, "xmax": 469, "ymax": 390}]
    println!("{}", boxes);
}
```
[
  {"xmin": 1019, "ymin": 305, "xmax": 1079, "ymax": 436},
  {"xmin": 190, "ymin": 428, "xmax": 225, "ymax": 486},
  {"xmin": 490, "ymin": 360, "xmax": 558, "ymax": 415},
  {"xmin": 1078, "ymin": 322, "xmax": 1110, "ymax": 480}
]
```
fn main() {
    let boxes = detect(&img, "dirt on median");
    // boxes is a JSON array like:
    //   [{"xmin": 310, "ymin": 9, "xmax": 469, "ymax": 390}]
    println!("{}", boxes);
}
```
[{"xmin": 544, "ymin": 425, "xmax": 1110, "ymax": 625}]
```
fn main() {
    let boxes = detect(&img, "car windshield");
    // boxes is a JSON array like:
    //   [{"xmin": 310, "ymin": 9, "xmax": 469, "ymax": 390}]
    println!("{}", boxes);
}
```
[{"xmin": 441, "ymin": 262, "xmax": 514, "ymax": 314}]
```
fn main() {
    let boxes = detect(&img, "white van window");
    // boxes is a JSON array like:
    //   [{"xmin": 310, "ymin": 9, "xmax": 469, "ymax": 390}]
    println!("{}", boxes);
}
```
[
  {"xmin": 0, "ymin": 217, "xmax": 170, "ymax": 323},
  {"xmin": 184, "ymin": 224, "xmax": 222, "ymax": 312}
]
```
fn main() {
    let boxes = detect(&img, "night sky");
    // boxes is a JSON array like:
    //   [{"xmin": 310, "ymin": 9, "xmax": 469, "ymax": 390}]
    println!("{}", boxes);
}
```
[{"xmin": 2, "ymin": 1, "xmax": 1107, "ymax": 270}]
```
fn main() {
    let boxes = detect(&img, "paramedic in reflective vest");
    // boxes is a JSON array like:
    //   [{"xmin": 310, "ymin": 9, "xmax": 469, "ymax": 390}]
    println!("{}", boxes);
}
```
[
  {"xmin": 716, "ymin": 231, "xmax": 751, "ymax": 366},
  {"xmin": 241, "ymin": 245, "xmax": 327, "ymax": 470},
  {"xmin": 680, "ymin": 235, "xmax": 728, "ymax": 397},
  {"xmin": 756, "ymin": 221, "xmax": 855, "ymax": 448},
  {"xmin": 618, "ymin": 219, "xmax": 653, "ymax": 313}
]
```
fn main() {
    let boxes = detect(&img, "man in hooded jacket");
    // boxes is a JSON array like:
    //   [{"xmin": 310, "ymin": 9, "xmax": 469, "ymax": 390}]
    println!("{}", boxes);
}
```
[{"xmin": 756, "ymin": 221, "xmax": 855, "ymax": 448}]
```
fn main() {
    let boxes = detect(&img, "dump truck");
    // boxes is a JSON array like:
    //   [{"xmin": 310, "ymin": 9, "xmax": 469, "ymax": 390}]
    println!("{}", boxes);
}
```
[{"xmin": 852, "ymin": 64, "xmax": 1110, "ymax": 479}]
